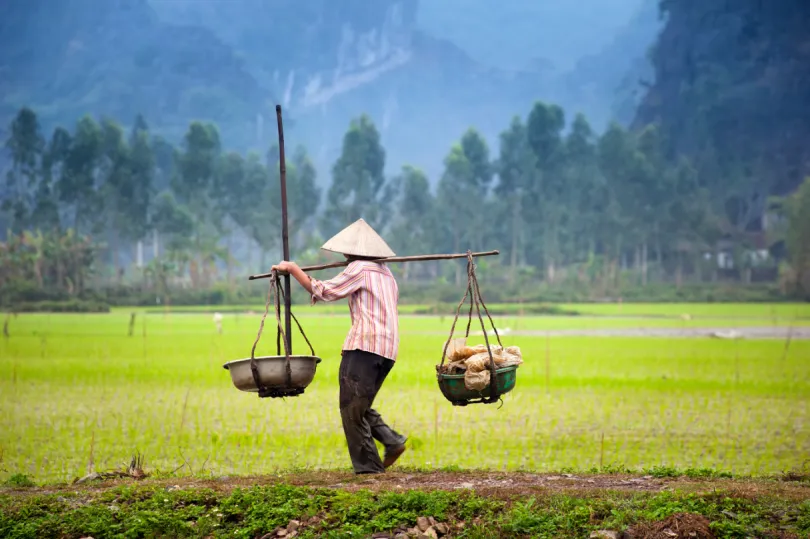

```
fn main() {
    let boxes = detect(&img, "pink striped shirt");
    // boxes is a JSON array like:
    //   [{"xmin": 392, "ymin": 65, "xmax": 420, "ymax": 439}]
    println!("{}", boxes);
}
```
[{"xmin": 309, "ymin": 260, "xmax": 400, "ymax": 361}]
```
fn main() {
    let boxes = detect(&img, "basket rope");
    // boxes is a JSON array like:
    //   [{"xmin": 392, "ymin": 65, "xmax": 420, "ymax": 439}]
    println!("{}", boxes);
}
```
[
  {"xmin": 438, "ymin": 251, "xmax": 503, "ymax": 405},
  {"xmin": 249, "ymin": 270, "xmax": 315, "ymax": 398}
]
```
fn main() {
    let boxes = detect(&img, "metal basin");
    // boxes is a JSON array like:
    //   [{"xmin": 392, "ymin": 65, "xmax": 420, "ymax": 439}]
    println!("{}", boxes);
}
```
[{"xmin": 223, "ymin": 355, "xmax": 321, "ymax": 392}]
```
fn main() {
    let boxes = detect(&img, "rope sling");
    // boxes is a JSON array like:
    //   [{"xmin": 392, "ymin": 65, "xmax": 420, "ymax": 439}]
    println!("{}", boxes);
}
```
[
  {"xmin": 437, "ymin": 251, "xmax": 505, "ymax": 406},
  {"xmin": 248, "ymin": 269, "xmax": 316, "ymax": 398}
]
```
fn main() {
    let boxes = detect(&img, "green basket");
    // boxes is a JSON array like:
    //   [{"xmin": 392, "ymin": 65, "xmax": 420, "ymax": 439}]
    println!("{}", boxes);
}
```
[{"xmin": 437, "ymin": 364, "xmax": 519, "ymax": 405}]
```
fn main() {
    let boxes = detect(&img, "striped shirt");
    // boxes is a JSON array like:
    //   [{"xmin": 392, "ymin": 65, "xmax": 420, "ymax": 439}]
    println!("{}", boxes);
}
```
[{"xmin": 309, "ymin": 260, "xmax": 400, "ymax": 361}]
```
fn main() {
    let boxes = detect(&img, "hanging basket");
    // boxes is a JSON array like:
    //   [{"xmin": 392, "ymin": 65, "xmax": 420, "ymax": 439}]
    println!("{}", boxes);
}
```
[
  {"xmin": 224, "ymin": 355, "xmax": 321, "ymax": 397},
  {"xmin": 438, "ymin": 364, "xmax": 518, "ymax": 406},
  {"xmin": 226, "ymin": 270, "xmax": 320, "ymax": 399},
  {"xmin": 436, "ymin": 251, "xmax": 519, "ymax": 406}
]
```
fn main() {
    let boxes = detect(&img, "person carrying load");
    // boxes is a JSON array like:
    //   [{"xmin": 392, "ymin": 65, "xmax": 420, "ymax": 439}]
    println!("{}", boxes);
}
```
[{"xmin": 272, "ymin": 218, "xmax": 407, "ymax": 474}]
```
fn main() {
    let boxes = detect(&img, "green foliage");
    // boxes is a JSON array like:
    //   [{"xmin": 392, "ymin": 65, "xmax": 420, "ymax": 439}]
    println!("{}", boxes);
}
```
[
  {"xmin": 321, "ymin": 115, "xmax": 391, "ymax": 238},
  {"xmin": 2, "ymin": 474, "xmax": 35, "ymax": 488},
  {"xmin": 638, "ymin": 0, "xmax": 810, "ymax": 242},
  {"xmin": 0, "ymin": 482, "xmax": 806, "ymax": 538},
  {"xmin": 0, "ymin": 95, "xmax": 802, "ymax": 305},
  {"xmin": 0, "ymin": 229, "xmax": 100, "ymax": 301},
  {"xmin": 783, "ymin": 178, "xmax": 810, "ymax": 297}
]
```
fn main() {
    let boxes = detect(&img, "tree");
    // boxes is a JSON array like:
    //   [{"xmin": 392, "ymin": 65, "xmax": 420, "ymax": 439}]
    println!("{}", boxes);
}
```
[
  {"xmin": 243, "ymin": 153, "xmax": 278, "ymax": 270},
  {"xmin": 172, "ymin": 121, "xmax": 222, "ymax": 287},
  {"xmin": 388, "ymin": 165, "xmax": 435, "ymax": 280},
  {"xmin": 3, "ymin": 107, "xmax": 45, "ymax": 232},
  {"xmin": 126, "ymin": 117, "xmax": 155, "ymax": 267},
  {"xmin": 525, "ymin": 102, "xmax": 566, "ymax": 281},
  {"xmin": 494, "ymin": 117, "xmax": 534, "ymax": 276},
  {"xmin": 772, "ymin": 177, "xmax": 810, "ymax": 297},
  {"xmin": 265, "ymin": 145, "xmax": 321, "ymax": 254},
  {"xmin": 596, "ymin": 122, "xmax": 637, "ymax": 285},
  {"xmin": 562, "ymin": 114, "xmax": 600, "ymax": 260},
  {"xmin": 59, "ymin": 116, "xmax": 104, "ymax": 235},
  {"xmin": 151, "ymin": 191, "xmax": 194, "ymax": 261},
  {"xmin": 288, "ymin": 146, "xmax": 321, "ymax": 249},
  {"xmin": 321, "ymin": 115, "xmax": 392, "ymax": 237},
  {"xmin": 98, "ymin": 117, "xmax": 131, "ymax": 277},
  {"xmin": 436, "ymin": 128, "xmax": 492, "ymax": 283},
  {"xmin": 34, "ymin": 126, "xmax": 71, "ymax": 232}
]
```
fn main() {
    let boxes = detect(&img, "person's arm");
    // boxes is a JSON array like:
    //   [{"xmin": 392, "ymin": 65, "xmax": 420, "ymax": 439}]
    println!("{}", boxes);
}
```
[
  {"xmin": 271, "ymin": 261, "xmax": 313, "ymax": 294},
  {"xmin": 271, "ymin": 261, "xmax": 365, "ymax": 303}
]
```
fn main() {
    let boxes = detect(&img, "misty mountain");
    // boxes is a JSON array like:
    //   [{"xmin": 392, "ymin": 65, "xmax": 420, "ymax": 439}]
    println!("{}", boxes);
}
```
[
  {"xmin": 1, "ymin": 0, "xmax": 658, "ymax": 182},
  {"xmin": 561, "ymin": 0, "xmax": 661, "ymax": 127},
  {"xmin": 0, "ymin": 0, "xmax": 268, "ymax": 144},
  {"xmin": 416, "ymin": 0, "xmax": 646, "ymax": 72},
  {"xmin": 635, "ymin": 0, "xmax": 810, "ymax": 219}
]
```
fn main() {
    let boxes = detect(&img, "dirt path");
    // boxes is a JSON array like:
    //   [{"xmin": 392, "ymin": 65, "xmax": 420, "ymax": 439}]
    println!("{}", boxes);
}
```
[{"xmin": 9, "ymin": 471, "xmax": 810, "ymax": 501}]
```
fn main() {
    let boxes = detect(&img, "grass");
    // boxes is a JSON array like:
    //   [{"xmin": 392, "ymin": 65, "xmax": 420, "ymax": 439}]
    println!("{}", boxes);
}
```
[
  {"xmin": 1, "ymin": 480, "xmax": 809, "ymax": 538},
  {"xmin": 1, "ymin": 303, "xmax": 808, "ymax": 484}
]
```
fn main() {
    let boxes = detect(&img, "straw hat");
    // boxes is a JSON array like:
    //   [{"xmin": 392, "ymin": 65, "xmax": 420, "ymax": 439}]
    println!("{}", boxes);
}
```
[{"xmin": 321, "ymin": 218, "xmax": 396, "ymax": 258}]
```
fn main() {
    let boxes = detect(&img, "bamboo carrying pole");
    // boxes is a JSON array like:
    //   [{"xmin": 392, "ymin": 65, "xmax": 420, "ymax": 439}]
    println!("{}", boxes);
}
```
[
  {"xmin": 248, "ymin": 250, "xmax": 500, "ymax": 280},
  {"xmin": 276, "ymin": 105, "xmax": 292, "ymax": 353}
]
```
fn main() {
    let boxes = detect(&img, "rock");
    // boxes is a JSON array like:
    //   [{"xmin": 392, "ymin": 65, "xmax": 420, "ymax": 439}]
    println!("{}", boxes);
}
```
[
  {"xmin": 454, "ymin": 482, "xmax": 474, "ymax": 489},
  {"xmin": 424, "ymin": 527, "xmax": 438, "ymax": 538},
  {"xmin": 417, "ymin": 517, "xmax": 430, "ymax": 532},
  {"xmin": 590, "ymin": 532, "xmax": 620, "ymax": 539},
  {"xmin": 435, "ymin": 523, "xmax": 449, "ymax": 535},
  {"xmin": 277, "ymin": 528, "xmax": 288, "ymax": 537},
  {"xmin": 455, "ymin": 521, "xmax": 465, "ymax": 529},
  {"xmin": 394, "ymin": 534, "xmax": 409, "ymax": 539},
  {"xmin": 287, "ymin": 520, "xmax": 300, "ymax": 532},
  {"xmin": 428, "ymin": 517, "xmax": 437, "ymax": 527}
]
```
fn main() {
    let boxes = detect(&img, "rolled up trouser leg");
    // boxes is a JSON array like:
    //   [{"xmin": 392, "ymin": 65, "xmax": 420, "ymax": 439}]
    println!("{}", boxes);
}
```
[{"xmin": 367, "ymin": 408, "xmax": 406, "ymax": 449}]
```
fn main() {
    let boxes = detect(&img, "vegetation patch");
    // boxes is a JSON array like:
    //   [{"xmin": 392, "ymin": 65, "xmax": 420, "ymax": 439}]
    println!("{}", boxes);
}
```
[{"xmin": 1, "ymin": 479, "xmax": 808, "ymax": 538}]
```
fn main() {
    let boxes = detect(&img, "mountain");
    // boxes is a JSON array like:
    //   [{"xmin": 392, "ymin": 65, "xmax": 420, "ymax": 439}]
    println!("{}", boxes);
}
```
[
  {"xmin": 0, "ymin": 0, "xmax": 269, "ymax": 147},
  {"xmin": 635, "ymin": 0, "xmax": 810, "ymax": 221},
  {"xmin": 416, "ymin": 0, "xmax": 646, "ymax": 72},
  {"xmin": 560, "ymin": 0, "xmax": 661, "ymax": 128},
  {"xmin": 1, "ymin": 0, "xmax": 656, "ymax": 183}
]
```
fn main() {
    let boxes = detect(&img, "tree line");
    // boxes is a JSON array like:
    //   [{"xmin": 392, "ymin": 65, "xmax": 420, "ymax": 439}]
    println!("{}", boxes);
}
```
[{"xmin": 2, "ymin": 104, "xmax": 809, "ymax": 302}]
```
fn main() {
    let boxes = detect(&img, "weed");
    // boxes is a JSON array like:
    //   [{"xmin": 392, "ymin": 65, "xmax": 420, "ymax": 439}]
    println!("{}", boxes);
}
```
[{"xmin": 3, "ymin": 474, "xmax": 35, "ymax": 488}]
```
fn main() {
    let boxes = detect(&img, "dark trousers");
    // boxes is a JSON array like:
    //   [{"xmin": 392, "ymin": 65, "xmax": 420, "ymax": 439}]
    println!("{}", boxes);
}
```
[{"xmin": 339, "ymin": 349, "xmax": 407, "ymax": 474}]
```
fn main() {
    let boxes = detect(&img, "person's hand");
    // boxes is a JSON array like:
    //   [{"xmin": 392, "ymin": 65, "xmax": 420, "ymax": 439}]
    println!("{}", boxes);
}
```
[{"xmin": 271, "ymin": 261, "xmax": 297, "ymax": 274}]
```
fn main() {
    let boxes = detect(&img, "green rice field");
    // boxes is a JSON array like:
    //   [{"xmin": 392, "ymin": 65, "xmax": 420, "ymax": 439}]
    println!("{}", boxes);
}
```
[{"xmin": 1, "ymin": 303, "xmax": 809, "ymax": 483}]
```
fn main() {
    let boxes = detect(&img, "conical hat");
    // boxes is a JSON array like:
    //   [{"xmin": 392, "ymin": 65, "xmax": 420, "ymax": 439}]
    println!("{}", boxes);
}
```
[{"xmin": 321, "ymin": 218, "xmax": 396, "ymax": 258}]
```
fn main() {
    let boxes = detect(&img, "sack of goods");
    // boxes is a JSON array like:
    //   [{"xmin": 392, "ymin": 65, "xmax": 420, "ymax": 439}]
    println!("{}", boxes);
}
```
[{"xmin": 438, "ymin": 337, "xmax": 523, "ymax": 391}]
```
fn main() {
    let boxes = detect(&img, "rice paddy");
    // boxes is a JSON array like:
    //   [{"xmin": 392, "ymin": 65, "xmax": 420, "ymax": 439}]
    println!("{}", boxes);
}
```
[{"xmin": 1, "ymin": 304, "xmax": 808, "ymax": 483}]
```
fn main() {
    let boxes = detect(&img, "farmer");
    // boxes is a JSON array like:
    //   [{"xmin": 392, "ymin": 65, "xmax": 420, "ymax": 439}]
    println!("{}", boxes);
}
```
[{"xmin": 271, "ymin": 218, "xmax": 407, "ymax": 474}]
